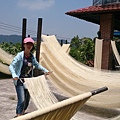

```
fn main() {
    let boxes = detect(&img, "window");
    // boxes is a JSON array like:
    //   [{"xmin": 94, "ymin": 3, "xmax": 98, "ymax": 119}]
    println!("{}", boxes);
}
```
[{"xmin": 93, "ymin": 0, "xmax": 120, "ymax": 5}]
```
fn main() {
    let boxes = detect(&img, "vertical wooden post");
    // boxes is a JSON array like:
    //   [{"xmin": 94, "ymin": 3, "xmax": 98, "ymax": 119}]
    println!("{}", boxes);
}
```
[
  {"xmin": 66, "ymin": 40, "xmax": 67, "ymax": 44},
  {"xmin": 34, "ymin": 18, "xmax": 43, "ymax": 77},
  {"xmin": 22, "ymin": 18, "xmax": 27, "ymax": 50},
  {"xmin": 61, "ymin": 40, "xmax": 63, "ymax": 46},
  {"xmin": 36, "ymin": 18, "xmax": 42, "ymax": 62}
]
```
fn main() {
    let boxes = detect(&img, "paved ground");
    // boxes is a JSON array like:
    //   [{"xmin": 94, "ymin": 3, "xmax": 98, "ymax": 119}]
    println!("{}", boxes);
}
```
[{"xmin": 0, "ymin": 78, "xmax": 120, "ymax": 120}]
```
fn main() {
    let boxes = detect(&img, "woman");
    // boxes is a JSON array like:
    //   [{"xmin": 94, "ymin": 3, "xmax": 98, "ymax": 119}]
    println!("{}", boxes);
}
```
[{"xmin": 9, "ymin": 37, "xmax": 50, "ymax": 117}]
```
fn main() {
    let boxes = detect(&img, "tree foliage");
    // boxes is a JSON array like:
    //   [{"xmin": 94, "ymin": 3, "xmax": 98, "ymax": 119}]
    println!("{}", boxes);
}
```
[
  {"xmin": 0, "ymin": 42, "xmax": 22, "ymax": 55},
  {"xmin": 69, "ymin": 35, "xmax": 95, "ymax": 65}
]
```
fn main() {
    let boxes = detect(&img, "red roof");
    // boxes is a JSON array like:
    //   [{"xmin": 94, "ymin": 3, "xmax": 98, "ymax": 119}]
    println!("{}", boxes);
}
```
[
  {"xmin": 66, "ymin": 3, "xmax": 120, "ymax": 14},
  {"xmin": 65, "ymin": 3, "xmax": 120, "ymax": 30}
]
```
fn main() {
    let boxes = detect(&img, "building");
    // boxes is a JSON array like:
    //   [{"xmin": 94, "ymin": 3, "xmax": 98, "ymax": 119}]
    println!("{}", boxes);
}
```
[{"xmin": 66, "ymin": 0, "xmax": 120, "ymax": 70}]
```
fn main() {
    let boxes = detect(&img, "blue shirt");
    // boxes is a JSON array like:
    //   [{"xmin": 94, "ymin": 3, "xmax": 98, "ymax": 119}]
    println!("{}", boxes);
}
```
[{"xmin": 9, "ymin": 51, "xmax": 49, "ymax": 78}]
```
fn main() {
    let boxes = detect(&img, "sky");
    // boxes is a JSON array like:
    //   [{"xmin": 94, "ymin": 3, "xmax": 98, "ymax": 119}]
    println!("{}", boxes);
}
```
[{"xmin": 0, "ymin": 0, "xmax": 99, "ymax": 41}]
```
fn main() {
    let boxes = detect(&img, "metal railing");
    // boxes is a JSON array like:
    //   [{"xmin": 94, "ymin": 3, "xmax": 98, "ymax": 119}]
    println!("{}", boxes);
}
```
[{"xmin": 93, "ymin": 0, "xmax": 120, "ymax": 6}]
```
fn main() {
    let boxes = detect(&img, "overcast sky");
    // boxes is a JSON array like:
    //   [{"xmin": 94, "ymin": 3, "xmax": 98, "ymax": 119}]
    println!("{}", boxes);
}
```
[{"xmin": 0, "ymin": 0, "xmax": 99, "ymax": 41}]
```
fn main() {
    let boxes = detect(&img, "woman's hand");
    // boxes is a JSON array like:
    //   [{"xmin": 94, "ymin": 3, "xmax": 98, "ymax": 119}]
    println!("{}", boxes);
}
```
[
  {"xmin": 44, "ymin": 71, "xmax": 53, "ymax": 79},
  {"xmin": 13, "ymin": 77, "xmax": 18, "ymax": 80},
  {"xmin": 44, "ymin": 71, "xmax": 53, "ymax": 75}
]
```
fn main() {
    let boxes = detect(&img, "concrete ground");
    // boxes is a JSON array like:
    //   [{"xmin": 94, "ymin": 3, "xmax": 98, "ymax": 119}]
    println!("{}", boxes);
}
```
[{"xmin": 0, "ymin": 78, "xmax": 120, "ymax": 120}]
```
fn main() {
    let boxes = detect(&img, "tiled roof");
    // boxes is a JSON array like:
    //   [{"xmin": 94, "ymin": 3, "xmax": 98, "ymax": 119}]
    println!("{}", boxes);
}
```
[
  {"xmin": 66, "ymin": 3, "xmax": 120, "ymax": 15},
  {"xmin": 65, "ymin": 3, "xmax": 120, "ymax": 31}
]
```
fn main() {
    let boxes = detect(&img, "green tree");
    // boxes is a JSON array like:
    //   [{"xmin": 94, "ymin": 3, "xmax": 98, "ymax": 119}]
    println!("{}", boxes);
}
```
[
  {"xmin": 69, "ymin": 36, "xmax": 95, "ymax": 65},
  {"xmin": 0, "ymin": 42, "xmax": 22, "ymax": 55}
]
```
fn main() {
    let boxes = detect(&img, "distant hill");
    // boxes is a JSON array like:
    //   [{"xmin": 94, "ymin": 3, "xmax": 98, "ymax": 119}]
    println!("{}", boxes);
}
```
[
  {"xmin": 0, "ymin": 35, "xmax": 22, "ymax": 43},
  {"xmin": 0, "ymin": 35, "xmax": 37, "ymax": 44},
  {"xmin": 0, "ymin": 35, "xmax": 70, "ymax": 45}
]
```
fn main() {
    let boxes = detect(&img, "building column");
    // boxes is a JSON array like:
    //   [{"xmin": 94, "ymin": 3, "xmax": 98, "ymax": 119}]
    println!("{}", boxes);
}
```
[{"xmin": 100, "ymin": 14, "xmax": 114, "ymax": 70}]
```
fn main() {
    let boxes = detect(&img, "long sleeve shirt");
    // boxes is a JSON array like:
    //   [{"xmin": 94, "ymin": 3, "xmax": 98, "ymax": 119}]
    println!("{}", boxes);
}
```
[{"xmin": 9, "ymin": 51, "xmax": 49, "ymax": 78}]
